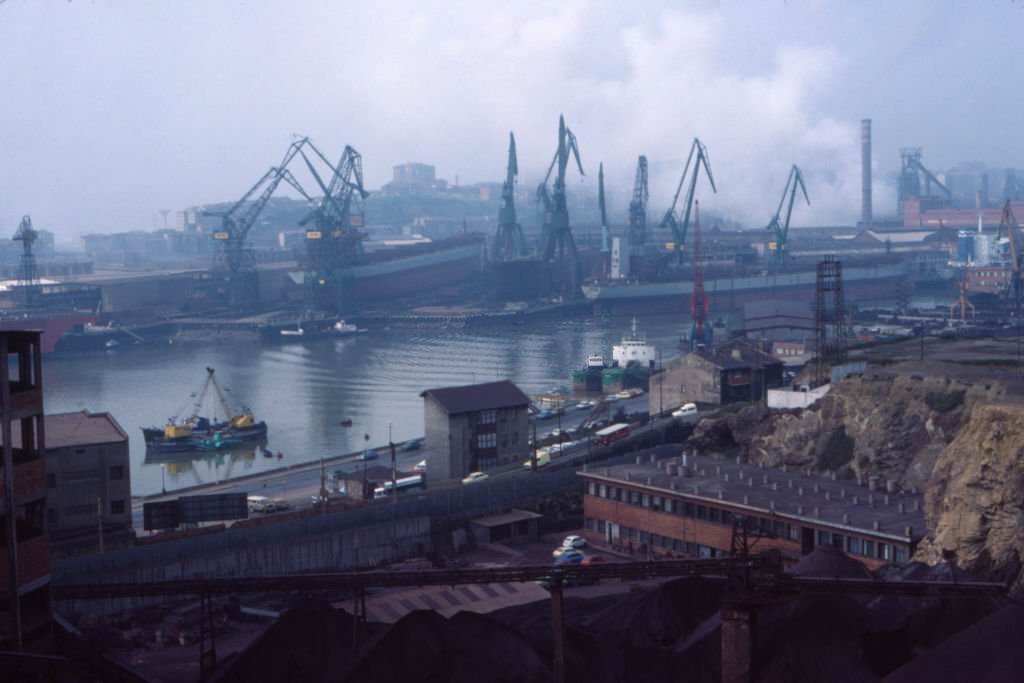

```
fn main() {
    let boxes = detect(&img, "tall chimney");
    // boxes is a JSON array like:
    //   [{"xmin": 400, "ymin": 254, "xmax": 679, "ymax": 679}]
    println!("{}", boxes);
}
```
[{"xmin": 861, "ymin": 119, "xmax": 873, "ymax": 225}]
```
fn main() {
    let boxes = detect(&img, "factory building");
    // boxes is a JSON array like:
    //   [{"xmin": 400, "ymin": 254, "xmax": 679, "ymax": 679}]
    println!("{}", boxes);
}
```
[
  {"xmin": 43, "ymin": 410, "xmax": 131, "ymax": 545},
  {"xmin": 0, "ymin": 331, "xmax": 51, "ymax": 648},
  {"xmin": 421, "ymin": 380, "xmax": 530, "ymax": 480},
  {"xmin": 649, "ymin": 339, "xmax": 783, "ymax": 413},
  {"xmin": 579, "ymin": 452, "xmax": 923, "ymax": 569}
]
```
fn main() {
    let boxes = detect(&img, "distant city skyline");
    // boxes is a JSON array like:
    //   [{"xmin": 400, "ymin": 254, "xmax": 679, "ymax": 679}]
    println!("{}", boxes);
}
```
[{"xmin": 3, "ymin": 1, "xmax": 1023, "ymax": 237}]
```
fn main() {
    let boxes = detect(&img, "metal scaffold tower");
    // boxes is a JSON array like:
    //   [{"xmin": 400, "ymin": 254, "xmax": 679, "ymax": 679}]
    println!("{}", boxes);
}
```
[
  {"xmin": 537, "ymin": 114, "xmax": 585, "ymax": 297},
  {"xmin": 493, "ymin": 132, "xmax": 526, "ymax": 261},
  {"xmin": 814, "ymin": 256, "xmax": 848, "ymax": 386}
]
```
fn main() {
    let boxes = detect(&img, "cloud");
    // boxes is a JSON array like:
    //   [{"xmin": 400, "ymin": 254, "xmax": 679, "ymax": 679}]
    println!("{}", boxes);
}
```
[{"xmin": 0, "ymin": 1, "xmax": 902, "ymax": 236}]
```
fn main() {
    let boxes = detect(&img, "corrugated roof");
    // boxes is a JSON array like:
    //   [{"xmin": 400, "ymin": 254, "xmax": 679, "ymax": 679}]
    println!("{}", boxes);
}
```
[
  {"xmin": 421, "ymin": 380, "xmax": 529, "ymax": 415},
  {"xmin": 45, "ymin": 411, "xmax": 128, "ymax": 449}
]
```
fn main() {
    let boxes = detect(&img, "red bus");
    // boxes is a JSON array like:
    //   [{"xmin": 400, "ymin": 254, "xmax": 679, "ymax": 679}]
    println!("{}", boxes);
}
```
[{"xmin": 594, "ymin": 423, "xmax": 631, "ymax": 446}]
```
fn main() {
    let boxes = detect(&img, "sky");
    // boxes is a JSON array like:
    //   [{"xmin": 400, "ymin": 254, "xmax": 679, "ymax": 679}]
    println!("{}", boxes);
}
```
[{"xmin": 2, "ymin": 0, "xmax": 1023, "ymax": 240}]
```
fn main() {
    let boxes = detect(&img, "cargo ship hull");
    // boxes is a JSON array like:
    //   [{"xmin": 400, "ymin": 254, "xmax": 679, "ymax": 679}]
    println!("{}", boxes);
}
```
[
  {"xmin": 583, "ymin": 263, "xmax": 907, "ymax": 314},
  {"xmin": 0, "ymin": 313, "xmax": 97, "ymax": 354}
]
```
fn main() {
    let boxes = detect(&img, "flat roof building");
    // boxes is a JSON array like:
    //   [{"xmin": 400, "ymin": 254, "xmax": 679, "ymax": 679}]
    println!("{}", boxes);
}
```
[
  {"xmin": 421, "ymin": 380, "xmax": 530, "ymax": 480},
  {"xmin": 43, "ymin": 410, "xmax": 131, "ymax": 546},
  {"xmin": 579, "ymin": 451, "xmax": 924, "ymax": 569}
]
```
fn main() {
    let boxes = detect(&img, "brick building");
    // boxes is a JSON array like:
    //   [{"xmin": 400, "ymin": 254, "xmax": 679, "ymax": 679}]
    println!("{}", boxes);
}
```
[
  {"xmin": 0, "ymin": 331, "xmax": 50, "ymax": 648},
  {"xmin": 579, "ymin": 451, "xmax": 923, "ymax": 570},
  {"xmin": 421, "ymin": 380, "xmax": 530, "ymax": 480},
  {"xmin": 43, "ymin": 411, "xmax": 131, "ymax": 544}
]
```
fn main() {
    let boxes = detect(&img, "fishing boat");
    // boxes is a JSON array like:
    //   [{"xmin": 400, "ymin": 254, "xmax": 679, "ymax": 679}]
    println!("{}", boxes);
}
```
[{"xmin": 142, "ymin": 367, "xmax": 268, "ymax": 450}]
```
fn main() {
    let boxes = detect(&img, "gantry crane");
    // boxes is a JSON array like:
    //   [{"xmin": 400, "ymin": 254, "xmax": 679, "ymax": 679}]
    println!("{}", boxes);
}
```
[
  {"xmin": 537, "ymin": 115, "xmax": 585, "ymax": 296},
  {"xmin": 689, "ymin": 201, "xmax": 711, "ymax": 350},
  {"xmin": 766, "ymin": 164, "xmax": 810, "ymax": 263},
  {"xmin": 628, "ymin": 155, "xmax": 648, "ymax": 246},
  {"xmin": 296, "ymin": 141, "xmax": 369, "ymax": 312},
  {"xmin": 205, "ymin": 138, "xmax": 311, "ymax": 308},
  {"xmin": 13, "ymin": 215, "xmax": 38, "ymax": 286},
  {"xmin": 998, "ymin": 200, "xmax": 1023, "ymax": 302},
  {"xmin": 493, "ymin": 132, "xmax": 526, "ymax": 261},
  {"xmin": 660, "ymin": 138, "xmax": 716, "ymax": 261}
]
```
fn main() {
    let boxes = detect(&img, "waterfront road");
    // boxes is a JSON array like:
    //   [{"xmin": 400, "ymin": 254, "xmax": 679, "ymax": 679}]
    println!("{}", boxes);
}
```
[{"xmin": 131, "ymin": 395, "xmax": 653, "ymax": 532}]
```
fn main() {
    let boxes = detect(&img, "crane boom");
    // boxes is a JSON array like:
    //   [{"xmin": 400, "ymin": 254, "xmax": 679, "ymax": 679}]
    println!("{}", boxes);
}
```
[
  {"xmin": 766, "ymin": 165, "xmax": 810, "ymax": 262},
  {"xmin": 660, "ymin": 138, "xmax": 716, "ymax": 256},
  {"xmin": 628, "ymin": 155, "xmax": 649, "ymax": 245}
]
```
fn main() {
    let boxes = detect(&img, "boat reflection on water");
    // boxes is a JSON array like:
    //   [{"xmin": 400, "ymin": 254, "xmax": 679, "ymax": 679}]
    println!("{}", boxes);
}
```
[{"xmin": 144, "ymin": 440, "xmax": 271, "ymax": 487}]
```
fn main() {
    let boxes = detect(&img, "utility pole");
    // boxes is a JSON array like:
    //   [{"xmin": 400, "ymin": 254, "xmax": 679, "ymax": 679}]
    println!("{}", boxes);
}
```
[
  {"xmin": 531, "ymin": 420, "xmax": 538, "ymax": 471},
  {"xmin": 389, "ymin": 421, "xmax": 397, "ymax": 549},
  {"xmin": 97, "ymin": 497, "xmax": 104, "ymax": 553}
]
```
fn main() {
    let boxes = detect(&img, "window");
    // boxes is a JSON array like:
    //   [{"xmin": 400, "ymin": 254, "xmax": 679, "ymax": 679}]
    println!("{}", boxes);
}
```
[
  {"xmin": 878, "ymin": 543, "xmax": 891, "ymax": 561},
  {"xmin": 46, "ymin": 473, "xmax": 56, "ymax": 488},
  {"xmin": 684, "ymin": 502, "xmax": 696, "ymax": 517},
  {"xmin": 477, "ymin": 433, "xmax": 496, "ymax": 449},
  {"xmin": 597, "ymin": 520, "xmax": 606, "ymax": 533},
  {"xmin": 722, "ymin": 510, "xmax": 733, "ymax": 526},
  {"xmin": 847, "ymin": 537, "xmax": 862, "ymax": 555},
  {"xmin": 109, "ymin": 465, "xmax": 124, "ymax": 481},
  {"xmin": 696, "ymin": 505, "xmax": 708, "ymax": 520},
  {"xmin": 588, "ymin": 482, "xmax": 596, "ymax": 496},
  {"xmin": 500, "ymin": 435, "xmax": 508, "ymax": 448},
  {"xmin": 789, "ymin": 525, "xmax": 800, "ymax": 541},
  {"xmin": 110, "ymin": 500, "xmax": 126, "ymax": 515},
  {"xmin": 894, "ymin": 547, "xmax": 908, "ymax": 563},
  {"xmin": 863, "ymin": 540, "xmax": 875, "ymax": 558},
  {"xmin": 641, "ymin": 494, "xmax": 650, "ymax": 508},
  {"xmin": 478, "ymin": 410, "xmax": 496, "ymax": 425},
  {"xmin": 599, "ymin": 484, "xmax": 607, "ymax": 498},
  {"xmin": 817, "ymin": 530, "xmax": 832, "ymax": 547},
  {"xmin": 709, "ymin": 507, "xmax": 721, "ymax": 523}
]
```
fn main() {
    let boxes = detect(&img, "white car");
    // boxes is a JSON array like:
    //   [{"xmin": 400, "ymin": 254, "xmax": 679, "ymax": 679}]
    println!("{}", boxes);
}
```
[
  {"xmin": 562, "ymin": 535, "xmax": 586, "ymax": 549},
  {"xmin": 461, "ymin": 471, "xmax": 489, "ymax": 485},
  {"xmin": 672, "ymin": 403, "xmax": 699, "ymax": 422},
  {"xmin": 615, "ymin": 390, "xmax": 632, "ymax": 399}
]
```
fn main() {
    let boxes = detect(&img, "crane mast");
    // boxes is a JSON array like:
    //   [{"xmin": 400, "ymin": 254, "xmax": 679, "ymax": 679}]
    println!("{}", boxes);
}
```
[
  {"xmin": 689, "ymin": 201, "xmax": 711, "ymax": 351},
  {"xmin": 598, "ymin": 163, "xmax": 609, "ymax": 254},
  {"xmin": 660, "ymin": 138, "xmax": 716, "ymax": 260},
  {"xmin": 766, "ymin": 164, "xmax": 810, "ymax": 263},
  {"xmin": 537, "ymin": 114, "xmax": 585, "ymax": 297},
  {"xmin": 493, "ymin": 132, "xmax": 526, "ymax": 261},
  {"xmin": 628, "ymin": 155, "xmax": 649, "ymax": 246},
  {"xmin": 999, "ymin": 200, "xmax": 1023, "ymax": 301}
]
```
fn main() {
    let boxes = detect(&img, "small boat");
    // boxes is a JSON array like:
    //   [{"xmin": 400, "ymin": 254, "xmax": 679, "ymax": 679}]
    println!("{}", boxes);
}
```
[
  {"xmin": 280, "ymin": 326, "xmax": 304, "ymax": 337},
  {"xmin": 340, "ymin": 418, "xmax": 353, "ymax": 427},
  {"xmin": 333, "ymin": 320, "xmax": 358, "ymax": 336}
]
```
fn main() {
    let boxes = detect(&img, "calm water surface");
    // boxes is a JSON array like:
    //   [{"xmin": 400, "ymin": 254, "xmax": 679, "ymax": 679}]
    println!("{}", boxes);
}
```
[{"xmin": 42, "ymin": 315, "xmax": 688, "ymax": 496}]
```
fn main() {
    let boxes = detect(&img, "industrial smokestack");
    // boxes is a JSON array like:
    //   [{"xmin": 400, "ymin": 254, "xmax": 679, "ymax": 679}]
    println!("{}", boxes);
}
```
[{"xmin": 861, "ymin": 119, "xmax": 873, "ymax": 225}]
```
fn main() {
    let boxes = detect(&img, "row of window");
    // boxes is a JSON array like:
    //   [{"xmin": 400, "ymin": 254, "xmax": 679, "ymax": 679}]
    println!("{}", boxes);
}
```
[
  {"xmin": 475, "ymin": 429, "xmax": 520, "ymax": 450},
  {"xmin": 46, "ymin": 465, "xmax": 124, "ymax": 488},
  {"xmin": 584, "ymin": 518, "xmax": 721, "ymax": 558},
  {"xmin": 586, "ymin": 481, "xmax": 910, "ymax": 562},
  {"xmin": 50, "ymin": 498, "xmax": 126, "ymax": 522}
]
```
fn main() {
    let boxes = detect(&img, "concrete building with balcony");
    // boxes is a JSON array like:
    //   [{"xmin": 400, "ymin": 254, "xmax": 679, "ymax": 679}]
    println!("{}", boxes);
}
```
[
  {"xmin": 0, "ymin": 331, "xmax": 51, "ymax": 648},
  {"xmin": 43, "ymin": 411, "xmax": 131, "ymax": 545},
  {"xmin": 421, "ymin": 380, "xmax": 530, "ymax": 481},
  {"xmin": 579, "ymin": 451, "xmax": 924, "ymax": 570}
]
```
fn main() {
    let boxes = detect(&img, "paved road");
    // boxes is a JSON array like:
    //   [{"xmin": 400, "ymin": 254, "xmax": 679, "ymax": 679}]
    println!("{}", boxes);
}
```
[{"xmin": 132, "ymin": 394, "xmax": 653, "ymax": 532}]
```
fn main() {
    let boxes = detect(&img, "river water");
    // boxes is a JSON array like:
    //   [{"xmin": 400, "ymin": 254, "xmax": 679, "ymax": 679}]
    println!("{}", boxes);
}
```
[{"xmin": 42, "ymin": 314, "xmax": 690, "ymax": 496}]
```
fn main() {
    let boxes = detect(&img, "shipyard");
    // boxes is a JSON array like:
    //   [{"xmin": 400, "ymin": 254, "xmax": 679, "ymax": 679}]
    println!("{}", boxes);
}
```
[{"xmin": 4, "ymin": 3, "xmax": 1024, "ymax": 683}]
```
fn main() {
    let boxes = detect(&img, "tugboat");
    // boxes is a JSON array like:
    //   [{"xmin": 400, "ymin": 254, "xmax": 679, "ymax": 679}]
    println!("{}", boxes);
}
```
[
  {"xmin": 571, "ymin": 354, "xmax": 607, "ymax": 394},
  {"xmin": 142, "ymin": 367, "xmax": 268, "ymax": 451}
]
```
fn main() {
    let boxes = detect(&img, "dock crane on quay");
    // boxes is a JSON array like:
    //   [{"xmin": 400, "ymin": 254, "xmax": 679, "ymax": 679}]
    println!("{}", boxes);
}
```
[
  {"xmin": 492, "ymin": 132, "xmax": 526, "ymax": 261},
  {"xmin": 204, "ymin": 138, "xmax": 311, "ymax": 309},
  {"xmin": 628, "ymin": 155, "xmax": 649, "ymax": 246},
  {"xmin": 660, "ymin": 138, "xmax": 717, "ymax": 263},
  {"xmin": 296, "ymin": 141, "xmax": 369, "ymax": 312},
  {"xmin": 766, "ymin": 164, "xmax": 810, "ymax": 264},
  {"xmin": 537, "ymin": 114, "xmax": 585, "ymax": 297}
]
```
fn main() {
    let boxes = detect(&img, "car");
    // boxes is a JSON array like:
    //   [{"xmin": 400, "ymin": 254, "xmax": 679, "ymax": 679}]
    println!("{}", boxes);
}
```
[
  {"xmin": 562, "ymin": 535, "xmax": 586, "ymax": 549},
  {"xmin": 461, "ymin": 471, "xmax": 489, "ymax": 485},
  {"xmin": 414, "ymin": 459, "xmax": 428, "ymax": 472},
  {"xmin": 615, "ymin": 390, "xmax": 632, "ymax": 399},
  {"xmin": 310, "ymin": 494, "xmax": 330, "ymax": 506},
  {"xmin": 400, "ymin": 438, "xmax": 423, "ymax": 452},
  {"xmin": 605, "ymin": 394, "xmax": 621, "ymax": 402},
  {"xmin": 554, "ymin": 549, "xmax": 585, "ymax": 564},
  {"xmin": 672, "ymin": 403, "xmax": 699, "ymax": 421},
  {"xmin": 356, "ymin": 449, "xmax": 378, "ymax": 461}
]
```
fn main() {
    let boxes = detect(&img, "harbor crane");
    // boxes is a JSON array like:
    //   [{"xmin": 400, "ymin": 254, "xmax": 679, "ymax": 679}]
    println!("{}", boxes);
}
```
[
  {"xmin": 998, "ymin": 200, "xmax": 1023, "ymax": 302},
  {"xmin": 13, "ymin": 215, "xmax": 38, "ymax": 286},
  {"xmin": 660, "ymin": 138, "xmax": 717, "ymax": 260},
  {"xmin": 766, "ymin": 164, "xmax": 810, "ymax": 263},
  {"xmin": 689, "ymin": 201, "xmax": 711, "ymax": 350},
  {"xmin": 205, "ymin": 138, "xmax": 311, "ymax": 307},
  {"xmin": 297, "ymin": 141, "xmax": 369, "ymax": 312},
  {"xmin": 493, "ymin": 132, "xmax": 526, "ymax": 261},
  {"xmin": 628, "ymin": 155, "xmax": 649, "ymax": 246},
  {"xmin": 898, "ymin": 147, "xmax": 951, "ymax": 211},
  {"xmin": 537, "ymin": 115, "xmax": 585, "ymax": 296}
]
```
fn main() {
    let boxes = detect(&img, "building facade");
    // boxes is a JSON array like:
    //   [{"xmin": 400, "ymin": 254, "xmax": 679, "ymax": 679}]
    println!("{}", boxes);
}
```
[
  {"xmin": 422, "ymin": 380, "xmax": 530, "ymax": 480},
  {"xmin": 43, "ymin": 411, "xmax": 131, "ymax": 543},
  {"xmin": 649, "ymin": 340, "xmax": 784, "ymax": 413},
  {"xmin": 0, "ymin": 331, "xmax": 50, "ymax": 648},
  {"xmin": 579, "ymin": 452, "xmax": 923, "ymax": 570}
]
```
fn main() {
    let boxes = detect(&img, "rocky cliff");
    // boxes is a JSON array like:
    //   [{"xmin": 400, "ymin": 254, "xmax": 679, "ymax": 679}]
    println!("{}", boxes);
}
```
[{"xmin": 915, "ymin": 403, "xmax": 1024, "ymax": 592}]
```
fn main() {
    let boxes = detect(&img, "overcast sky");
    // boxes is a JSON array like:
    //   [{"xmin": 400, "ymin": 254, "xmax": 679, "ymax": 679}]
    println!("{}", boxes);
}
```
[{"xmin": 2, "ymin": 0, "xmax": 1023, "ymax": 239}]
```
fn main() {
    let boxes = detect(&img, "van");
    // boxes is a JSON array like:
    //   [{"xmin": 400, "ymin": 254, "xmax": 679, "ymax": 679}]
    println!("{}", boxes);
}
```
[
  {"xmin": 671, "ymin": 403, "xmax": 699, "ymax": 423},
  {"xmin": 524, "ymin": 450, "xmax": 551, "ymax": 469},
  {"xmin": 247, "ymin": 495, "xmax": 269, "ymax": 513}
]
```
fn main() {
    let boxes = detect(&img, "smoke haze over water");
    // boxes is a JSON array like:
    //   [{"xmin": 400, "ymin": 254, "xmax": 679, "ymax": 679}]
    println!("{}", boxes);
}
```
[{"xmin": 2, "ymin": 1, "xmax": 1021, "ymax": 237}]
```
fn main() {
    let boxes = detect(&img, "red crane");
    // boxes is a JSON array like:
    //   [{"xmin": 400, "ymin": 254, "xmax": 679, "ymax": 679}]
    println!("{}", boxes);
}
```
[{"xmin": 689, "ymin": 201, "xmax": 711, "ymax": 350}]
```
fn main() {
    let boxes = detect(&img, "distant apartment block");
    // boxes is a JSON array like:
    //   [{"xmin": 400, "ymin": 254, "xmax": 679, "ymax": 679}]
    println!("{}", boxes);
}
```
[
  {"xmin": 392, "ymin": 162, "xmax": 436, "ymax": 190},
  {"xmin": 43, "ymin": 411, "xmax": 131, "ymax": 543}
]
